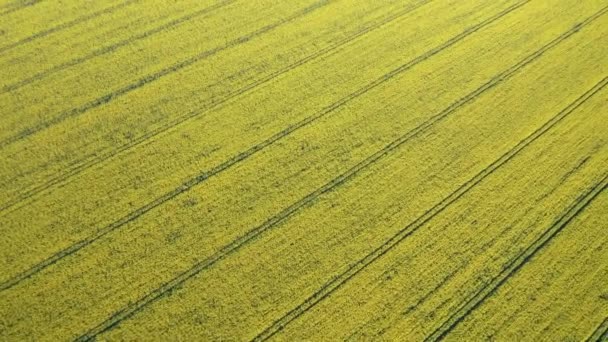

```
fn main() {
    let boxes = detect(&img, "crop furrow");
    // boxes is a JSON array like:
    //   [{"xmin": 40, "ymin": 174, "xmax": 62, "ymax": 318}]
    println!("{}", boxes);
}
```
[
  {"xmin": 252, "ymin": 76, "xmax": 608, "ymax": 341},
  {"xmin": 425, "ymin": 174, "xmax": 608, "ymax": 341},
  {"xmin": 1, "ymin": 0, "xmax": 236, "ymax": 93},
  {"xmin": 0, "ymin": 0, "xmax": 330, "ymax": 148},
  {"xmin": 0, "ymin": 0, "xmax": 41, "ymax": 17},
  {"xmin": 0, "ymin": 0, "xmax": 528, "ymax": 293},
  {"xmin": 0, "ymin": 0, "xmax": 431, "ymax": 213},
  {"xmin": 0, "ymin": 0, "xmax": 139, "ymax": 53},
  {"xmin": 586, "ymin": 317, "xmax": 608, "ymax": 342}
]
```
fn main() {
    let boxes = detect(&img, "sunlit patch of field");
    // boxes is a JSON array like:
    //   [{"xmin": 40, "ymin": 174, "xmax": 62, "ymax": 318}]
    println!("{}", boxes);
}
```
[{"xmin": 1, "ymin": 0, "xmax": 606, "ymax": 340}]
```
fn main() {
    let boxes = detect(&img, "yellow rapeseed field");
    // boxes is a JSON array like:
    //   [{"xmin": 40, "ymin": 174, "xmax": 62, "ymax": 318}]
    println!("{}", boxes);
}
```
[{"xmin": 0, "ymin": 0, "xmax": 607, "ymax": 341}]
